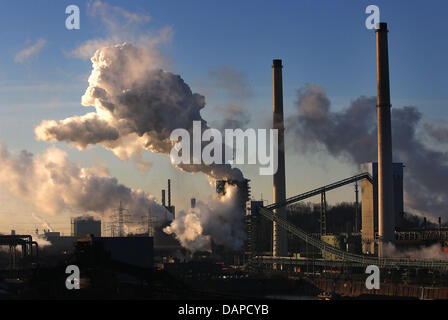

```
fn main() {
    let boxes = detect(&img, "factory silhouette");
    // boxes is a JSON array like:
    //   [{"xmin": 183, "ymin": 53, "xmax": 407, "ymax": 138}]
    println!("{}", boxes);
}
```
[{"xmin": 2, "ymin": 22, "xmax": 448, "ymax": 300}]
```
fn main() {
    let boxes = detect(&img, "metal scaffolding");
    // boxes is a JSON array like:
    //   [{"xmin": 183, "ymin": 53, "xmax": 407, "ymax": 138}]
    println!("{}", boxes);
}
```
[{"xmin": 0, "ymin": 235, "xmax": 38, "ymax": 270}]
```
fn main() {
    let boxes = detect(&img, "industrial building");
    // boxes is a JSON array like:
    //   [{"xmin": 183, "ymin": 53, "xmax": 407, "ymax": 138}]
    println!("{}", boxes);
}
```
[
  {"xmin": 77, "ymin": 235, "xmax": 154, "ymax": 268},
  {"xmin": 71, "ymin": 216, "xmax": 101, "ymax": 238}
]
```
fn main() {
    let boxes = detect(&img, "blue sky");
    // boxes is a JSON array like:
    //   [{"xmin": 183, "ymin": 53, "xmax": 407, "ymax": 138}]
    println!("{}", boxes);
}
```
[{"xmin": 0, "ymin": 0, "xmax": 447, "ymax": 233}]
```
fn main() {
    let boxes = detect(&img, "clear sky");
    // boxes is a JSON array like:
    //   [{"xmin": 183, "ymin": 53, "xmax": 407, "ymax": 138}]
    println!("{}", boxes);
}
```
[{"xmin": 0, "ymin": 0, "xmax": 447, "ymax": 234}]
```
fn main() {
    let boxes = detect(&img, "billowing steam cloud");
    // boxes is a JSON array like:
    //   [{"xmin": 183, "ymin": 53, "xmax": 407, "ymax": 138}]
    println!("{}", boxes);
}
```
[
  {"xmin": 164, "ymin": 184, "xmax": 246, "ymax": 252},
  {"xmin": 0, "ymin": 143, "xmax": 171, "ymax": 222},
  {"xmin": 383, "ymin": 243, "xmax": 448, "ymax": 261},
  {"xmin": 288, "ymin": 84, "xmax": 448, "ymax": 219},
  {"xmin": 36, "ymin": 43, "xmax": 242, "ymax": 180}
]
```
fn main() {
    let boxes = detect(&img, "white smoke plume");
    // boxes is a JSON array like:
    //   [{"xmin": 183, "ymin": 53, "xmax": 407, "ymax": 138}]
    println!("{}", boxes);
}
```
[
  {"xmin": 383, "ymin": 243, "xmax": 448, "ymax": 261},
  {"xmin": 0, "ymin": 143, "xmax": 171, "ymax": 223},
  {"xmin": 164, "ymin": 184, "xmax": 246, "ymax": 252},
  {"xmin": 287, "ymin": 84, "xmax": 448, "ymax": 219},
  {"xmin": 30, "ymin": 231, "xmax": 52, "ymax": 248},
  {"xmin": 31, "ymin": 213, "xmax": 54, "ymax": 232},
  {"xmin": 36, "ymin": 43, "xmax": 243, "ymax": 181}
]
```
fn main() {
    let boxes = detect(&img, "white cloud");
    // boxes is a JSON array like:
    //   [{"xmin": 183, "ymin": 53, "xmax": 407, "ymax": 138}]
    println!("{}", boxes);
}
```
[{"xmin": 14, "ymin": 38, "xmax": 47, "ymax": 63}]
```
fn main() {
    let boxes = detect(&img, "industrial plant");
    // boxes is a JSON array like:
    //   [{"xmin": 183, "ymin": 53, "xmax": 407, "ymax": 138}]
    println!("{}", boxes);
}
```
[{"xmin": 1, "ymin": 20, "xmax": 448, "ymax": 301}]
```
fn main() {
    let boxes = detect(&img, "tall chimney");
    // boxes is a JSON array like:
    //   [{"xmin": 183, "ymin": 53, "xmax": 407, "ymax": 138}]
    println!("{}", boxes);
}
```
[
  {"xmin": 376, "ymin": 22, "xmax": 395, "ymax": 256},
  {"xmin": 168, "ymin": 179, "xmax": 171, "ymax": 207},
  {"xmin": 162, "ymin": 189, "xmax": 166, "ymax": 207},
  {"xmin": 272, "ymin": 59, "xmax": 287, "ymax": 257}
]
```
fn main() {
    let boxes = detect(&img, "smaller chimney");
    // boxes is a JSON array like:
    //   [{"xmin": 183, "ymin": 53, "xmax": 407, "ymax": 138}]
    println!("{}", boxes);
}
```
[
  {"xmin": 191, "ymin": 198, "xmax": 196, "ymax": 209},
  {"xmin": 168, "ymin": 179, "xmax": 171, "ymax": 207},
  {"xmin": 162, "ymin": 189, "xmax": 166, "ymax": 207}
]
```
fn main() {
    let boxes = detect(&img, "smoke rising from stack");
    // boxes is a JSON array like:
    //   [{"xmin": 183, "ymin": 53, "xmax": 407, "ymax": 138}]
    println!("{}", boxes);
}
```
[
  {"xmin": 0, "ymin": 143, "xmax": 171, "ymax": 222},
  {"xmin": 164, "ymin": 184, "xmax": 246, "ymax": 252},
  {"xmin": 30, "ymin": 231, "xmax": 52, "ymax": 248},
  {"xmin": 35, "ymin": 43, "xmax": 242, "ymax": 181},
  {"xmin": 31, "ymin": 213, "xmax": 54, "ymax": 232},
  {"xmin": 34, "ymin": 42, "xmax": 245, "ymax": 250},
  {"xmin": 288, "ymin": 84, "xmax": 448, "ymax": 219},
  {"xmin": 33, "ymin": 2, "xmax": 244, "ymax": 249}
]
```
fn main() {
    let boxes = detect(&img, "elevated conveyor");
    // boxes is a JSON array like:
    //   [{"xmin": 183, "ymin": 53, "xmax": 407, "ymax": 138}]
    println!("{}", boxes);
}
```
[
  {"xmin": 255, "ymin": 173, "xmax": 448, "ymax": 271},
  {"xmin": 266, "ymin": 172, "xmax": 373, "ymax": 211}
]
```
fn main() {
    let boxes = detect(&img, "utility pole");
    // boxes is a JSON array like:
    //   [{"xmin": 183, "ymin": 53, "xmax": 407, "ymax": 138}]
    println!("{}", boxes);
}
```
[{"xmin": 115, "ymin": 201, "xmax": 130, "ymax": 237}]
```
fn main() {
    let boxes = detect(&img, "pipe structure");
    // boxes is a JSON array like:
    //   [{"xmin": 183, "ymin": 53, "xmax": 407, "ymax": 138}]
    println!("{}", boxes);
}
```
[
  {"xmin": 162, "ymin": 189, "xmax": 166, "ymax": 207},
  {"xmin": 32, "ymin": 241, "xmax": 38, "ymax": 258},
  {"xmin": 376, "ymin": 22, "xmax": 395, "ymax": 256},
  {"xmin": 272, "ymin": 59, "xmax": 288, "ymax": 257}
]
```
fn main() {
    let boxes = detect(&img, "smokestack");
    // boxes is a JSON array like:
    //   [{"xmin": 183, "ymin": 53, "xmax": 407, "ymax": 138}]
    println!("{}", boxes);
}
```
[
  {"xmin": 191, "ymin": 198, "xmax": 196, "ymax": 209},
  {"xmin": 168, "ymin": 179, "xmax": 171, "ymax": 207},
  {"xmin": 272, "ymin": 59, "xmax": 287, "ymax": 257},
  {"xmin": 354, "ymin": 181, "xmax": 359, "ymax": 233},
  {"xmin": 376, "ymin": 22, "xmax": 395, "ymax": 256},
  {"xmin": 162, "ymin": 189, "xmax": 166, "ymax": 207}
]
